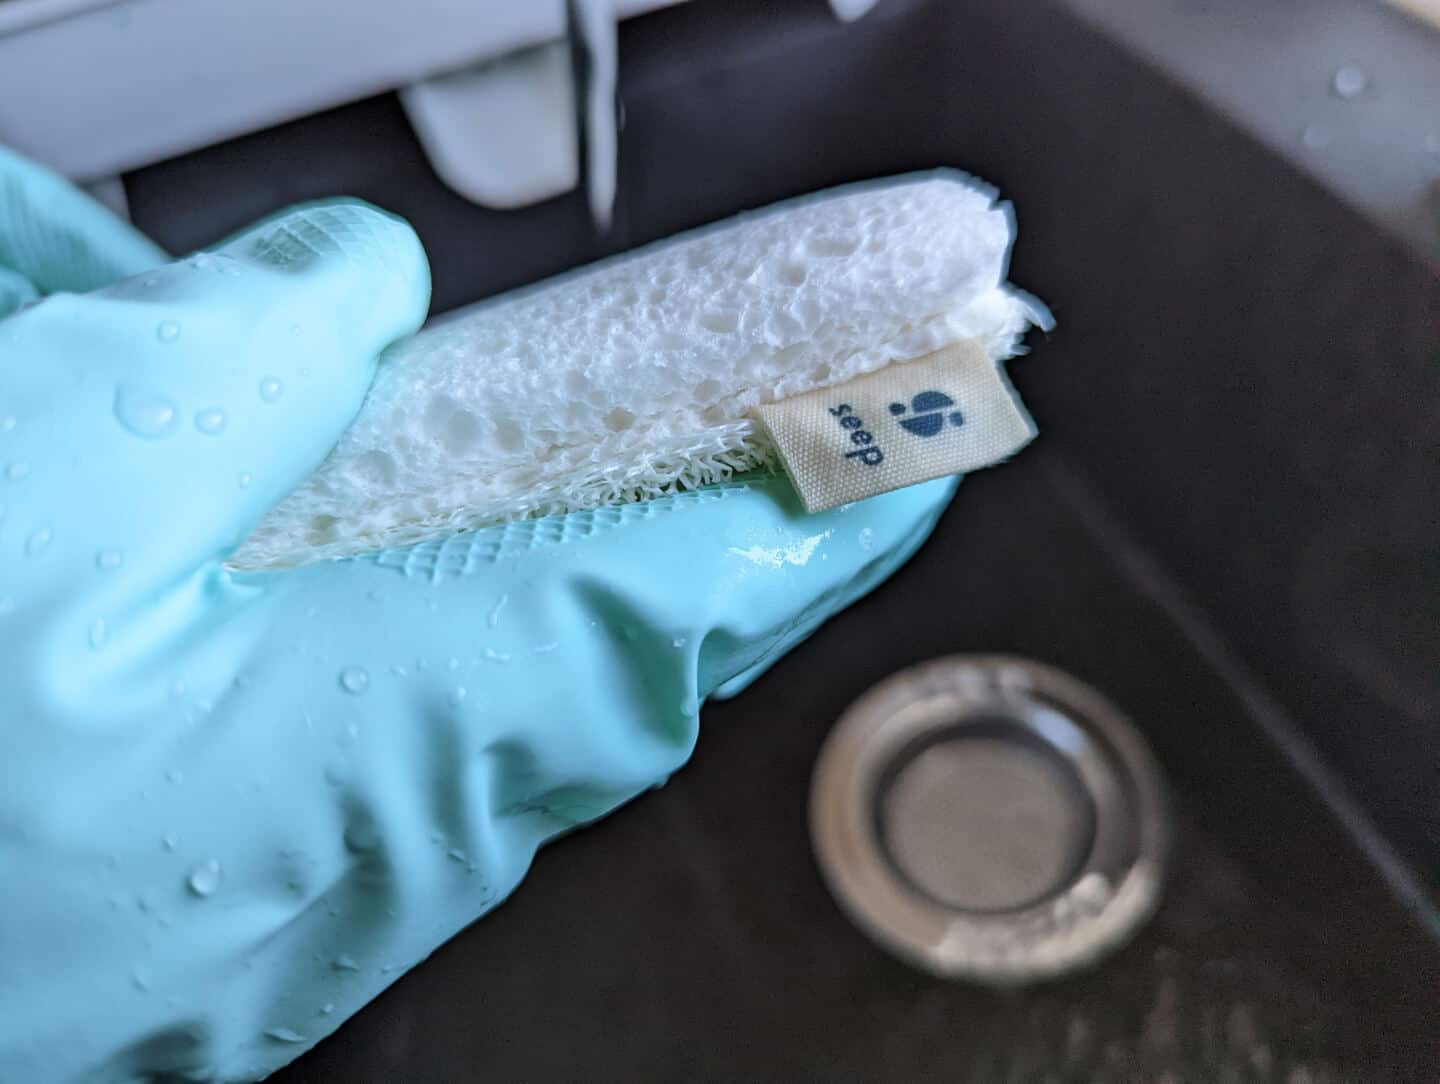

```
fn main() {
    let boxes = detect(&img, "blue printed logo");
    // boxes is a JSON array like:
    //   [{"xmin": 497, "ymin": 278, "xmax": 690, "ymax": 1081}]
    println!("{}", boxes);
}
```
[{"xmin": 889, "ymin": 391, "xmax": 964, "ymax": 438}]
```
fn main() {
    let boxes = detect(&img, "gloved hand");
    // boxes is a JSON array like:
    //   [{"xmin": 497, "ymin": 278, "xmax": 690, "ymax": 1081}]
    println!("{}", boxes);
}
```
[{"xmin": 0, "ymin": 147, "xmax": 957, "ymax": 1083}]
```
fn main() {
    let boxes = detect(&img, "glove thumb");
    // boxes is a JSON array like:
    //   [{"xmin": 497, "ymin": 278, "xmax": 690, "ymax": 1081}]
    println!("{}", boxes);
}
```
[
  {"xmin": 0, "ymin": 200, "xmax": 430, "ymax": 583},
  {"xmin": 0, "ymin": 145, "xmax": 167, "ymax": 310}
]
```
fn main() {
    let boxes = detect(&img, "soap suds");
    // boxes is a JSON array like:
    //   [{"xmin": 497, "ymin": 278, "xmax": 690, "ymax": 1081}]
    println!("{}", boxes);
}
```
[{"xmin": 728, "ymin": 530, "xmax": 833, "ymax": 570}]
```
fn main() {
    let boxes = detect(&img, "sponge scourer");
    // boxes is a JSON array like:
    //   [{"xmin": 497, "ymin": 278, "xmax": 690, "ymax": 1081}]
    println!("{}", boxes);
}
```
[{"xmin": 232, "ymin": 172, "xmax": 1048, "ymax": 570}]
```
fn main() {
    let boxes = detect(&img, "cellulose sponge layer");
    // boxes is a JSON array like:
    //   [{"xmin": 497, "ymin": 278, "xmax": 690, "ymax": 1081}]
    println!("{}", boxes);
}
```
[{"xmin": 232, "ymin": 171, "xmax": 1049, "ymax": 570}]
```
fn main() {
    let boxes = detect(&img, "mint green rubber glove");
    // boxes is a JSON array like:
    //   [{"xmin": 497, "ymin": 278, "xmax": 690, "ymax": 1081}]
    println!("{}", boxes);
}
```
[{"xmin": 0, "ymin": 149, "xmax": 957, "ymax": 1083}]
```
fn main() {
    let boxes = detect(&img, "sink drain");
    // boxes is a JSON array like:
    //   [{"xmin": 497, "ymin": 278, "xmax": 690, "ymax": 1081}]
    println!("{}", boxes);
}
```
[{"xmin": 810, "ymin": 656, "xmax": 1169, "ymax": 984}]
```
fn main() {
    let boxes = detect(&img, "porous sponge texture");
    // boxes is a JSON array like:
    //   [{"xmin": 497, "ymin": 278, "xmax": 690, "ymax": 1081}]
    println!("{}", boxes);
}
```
[{"xmin": 233, "ymin": 172, "xmax": 1048, "ymax": 569}]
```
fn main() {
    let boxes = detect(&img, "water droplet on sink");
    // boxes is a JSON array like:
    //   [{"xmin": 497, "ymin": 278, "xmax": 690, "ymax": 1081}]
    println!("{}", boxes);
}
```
[
  {"xmin": 0, "ymin": 414, "xmax": 15, "ymax": 432},
  {"xmin": 289, "ymin": 323, "xmax": 303, "ymax": 337},
  {"xmin": 5, "ymin": 461, "xmax": 29, "ymax": 481},
  {"xmin": 114, "ymin": 385, "xmax": 179, "ymax": 440},
  {"xmin": 332, "ymin": 954, "xmax": 360, "ymax": 972},
  {"xmin": 131, "ymin": 969, "xmax": 150, "ymax": 992},
  {"xmin": 446, "ymin": 656, "xmax": 460, "ymax": 672},
  {"xmin": 238, "ymin": 472, "xmax": 253, "ymax": 488},
  {"xmin": 26, "ymin": 527, "xmax": 51, "ymax": 555},
  {"xmin": 319, "ymin": 1002, "xmax": 335, "ymax": 1015},
  {"xmin": 194, "ymin": 408, "xmax": 227, "ymax": 435},
  {"xmin": 338, "ymin": 666, "xmax": 369, "ymax": 695},
  {"xmin": 89, "ymin": 617, "xmax": 108, "ymax": 650},
  {"xmin": 1331, "ymin": 64, "xmax": 1367, "ymax": 99},
  {"xmin": 96, "ymin": 548, "xmax": 124, "ymax": 570},
  {"xmin": 487, "ymin": 594, "xmax": 508, "ymax": 628},
  {"xmin": 162, "ymin": 833, "xmax": 177, "ymax": 851},
  {"xmin": 264, "ymin": 1027, "xmax": 306, "ymax": 1044},
  {"xmin": 259, "ymin": 377, "xmax": 284, "ymax": 403},
  {"xmin": 156, "ymin": 320, "xmax": 181, "ymax": 343},
  {"xmin": 448, "ymin": 686, "xmax": 467, "ymax": 706},
  {"xmin": 672, "ymin": 636, "xmax": 687, "ymax": 649},
  {"xmin": 389, "ymin": 663, "xmax": 408, "ymax": 678},
  {"xmin": 187, "ymin": 858, "xmax": 222, "ymax": 897}
]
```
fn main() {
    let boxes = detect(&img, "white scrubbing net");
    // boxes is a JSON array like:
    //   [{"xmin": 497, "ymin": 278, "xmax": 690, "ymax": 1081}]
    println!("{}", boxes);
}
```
[{"xmin": 232, "ymin": 172, "xmax": 1050, "ymax": 570}]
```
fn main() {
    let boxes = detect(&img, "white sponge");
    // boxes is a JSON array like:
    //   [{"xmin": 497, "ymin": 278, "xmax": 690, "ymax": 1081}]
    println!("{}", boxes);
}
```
[{"xmin": 232, "ymin": 172, "xmax": 1049, "ymax": 569}]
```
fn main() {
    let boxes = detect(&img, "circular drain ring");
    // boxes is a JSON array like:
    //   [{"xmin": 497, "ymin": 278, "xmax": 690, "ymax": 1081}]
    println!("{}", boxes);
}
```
[{"xmin": 810, "ymin": 656, "xmax": 1170, "ymax": 985}]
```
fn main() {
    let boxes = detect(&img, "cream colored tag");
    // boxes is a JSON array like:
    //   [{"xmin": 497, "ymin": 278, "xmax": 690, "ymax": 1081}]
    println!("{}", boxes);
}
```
[{"xmin": 753, "ymin": 340, "xmax": 1034, "ymax": 514}]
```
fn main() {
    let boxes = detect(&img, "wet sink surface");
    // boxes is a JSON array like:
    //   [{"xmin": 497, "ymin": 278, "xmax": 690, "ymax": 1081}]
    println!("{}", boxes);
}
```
[{"xmin": 126, "ymin": 0, "xmax": 1440, "ymax": 1078}]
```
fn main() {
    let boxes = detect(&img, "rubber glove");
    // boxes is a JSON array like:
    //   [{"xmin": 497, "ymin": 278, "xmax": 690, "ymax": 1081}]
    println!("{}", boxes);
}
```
[{"xmin": 0, "ymin": 148, "xmax": 958, "ymax": 1083}]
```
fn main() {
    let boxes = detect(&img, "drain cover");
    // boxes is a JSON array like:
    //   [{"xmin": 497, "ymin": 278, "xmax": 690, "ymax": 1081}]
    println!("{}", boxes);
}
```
[{"xmin": 810, "ymin": 656, "xmax": 1169, "ymax": 984}]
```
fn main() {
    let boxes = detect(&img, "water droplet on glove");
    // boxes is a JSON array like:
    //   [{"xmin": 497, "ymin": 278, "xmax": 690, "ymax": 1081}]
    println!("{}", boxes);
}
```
[
  {"xmin": 338, "ymin": 666, "xmax": 370, "ymax": 694},
  {"xmin": 336, "ymin": 667, "xmax": 368, "ymax": 693},
  {"xmin": 187, "ymin": 859, "xmax": 222, "ymax": 898},
  {"xmin": 194, "ymin": 408, "xmax": 227, "ymax": 435},
  {"xmin": 114, "ymin": 385, "xmax": 179, "ymax": 440}
]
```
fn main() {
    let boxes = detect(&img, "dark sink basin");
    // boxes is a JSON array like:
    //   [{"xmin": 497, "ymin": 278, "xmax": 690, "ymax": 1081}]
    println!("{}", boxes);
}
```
[{"xmin": 125, "ymin": 0, "xmax": 1440, "ymax": 1078}]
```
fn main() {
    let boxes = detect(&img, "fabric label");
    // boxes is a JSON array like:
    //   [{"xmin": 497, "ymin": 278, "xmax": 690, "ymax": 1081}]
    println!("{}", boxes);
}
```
[{"xmin": 752, "ymin": 340, "xmax": 1035, "ymax": 514}]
